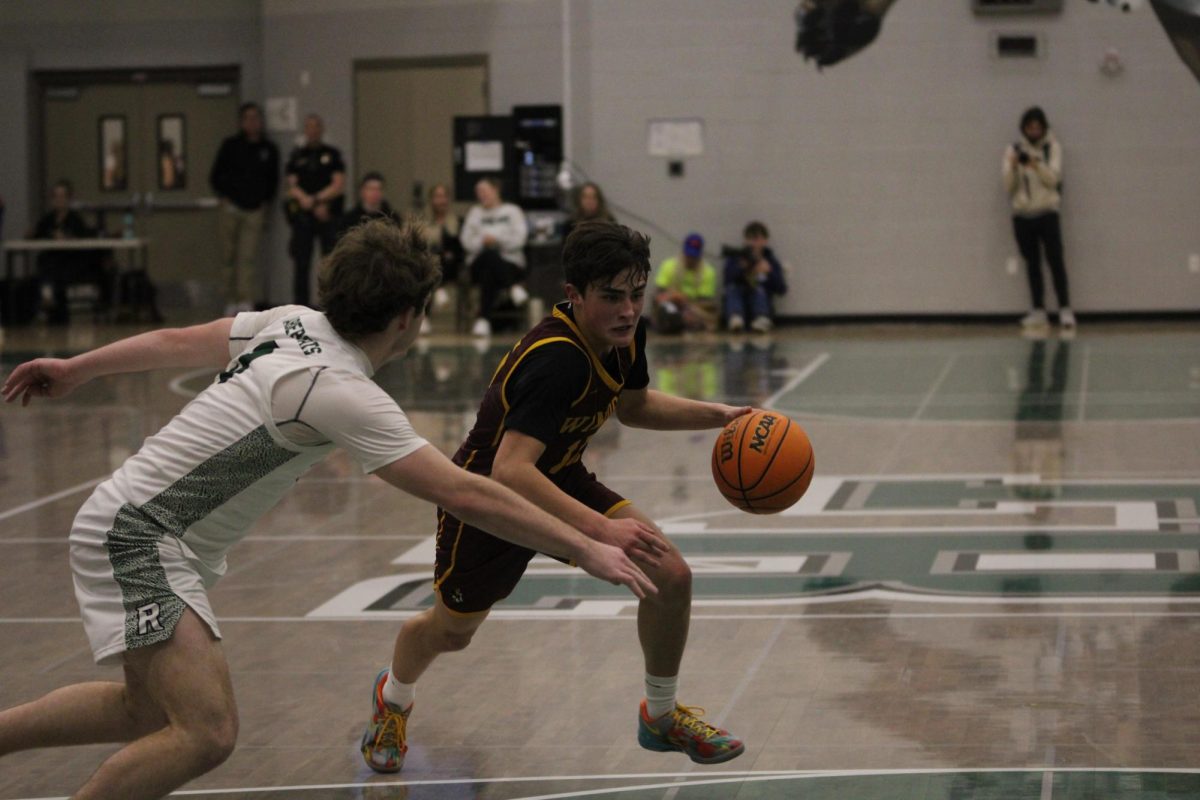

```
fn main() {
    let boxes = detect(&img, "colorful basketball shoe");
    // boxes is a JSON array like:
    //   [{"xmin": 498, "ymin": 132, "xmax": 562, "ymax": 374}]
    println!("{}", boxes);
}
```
[
  {"xmin": 361, "ymin": 669, "xmax": 412, "ymax": 773},
  {"xmin": 637, "ymin": 700, "xmax": 745, "ymax": 764}
]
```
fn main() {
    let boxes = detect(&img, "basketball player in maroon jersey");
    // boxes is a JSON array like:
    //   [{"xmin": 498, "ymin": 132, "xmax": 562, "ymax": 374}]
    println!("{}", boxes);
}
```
[{"xmin": 362, "ymin": 220, "xmax": 752, "ymax": 770}]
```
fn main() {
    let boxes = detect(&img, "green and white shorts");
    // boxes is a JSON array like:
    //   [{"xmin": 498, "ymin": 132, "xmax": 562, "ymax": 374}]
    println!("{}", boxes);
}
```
[{"xmin": 70, "ymin": 502, "xmax": 221, "ymax": 666}]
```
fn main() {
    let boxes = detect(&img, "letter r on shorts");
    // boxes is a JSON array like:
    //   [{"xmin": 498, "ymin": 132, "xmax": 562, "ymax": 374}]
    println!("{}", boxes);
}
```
[{"xmin": 136, "ymin": 602, "xmax": 164, "ymax": 635}]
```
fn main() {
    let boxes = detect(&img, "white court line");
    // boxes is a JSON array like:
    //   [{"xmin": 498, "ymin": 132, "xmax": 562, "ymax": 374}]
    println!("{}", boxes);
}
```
[
  {"xmin": 12, "ymin": 608, "xmax": 1200, "ymax": 626},
  {"xmin": 762, "ymin": 352, "xmax": 829, "ymax": 408},
  {"xmin": 10, "ymin": 766, "xmax": 1200, "ymax": 800},
  {"xmin": 0, "ymin": 477, "xmax": 105, "ymax": 522},
  {"xmin": 910, "ymin": 355, "xmax": 958, "ymax": 422},
  {"xmin": 1077, "ymin": 342, "xmax": 1091, "ymax": 423},
  {"xmin": 166, "ymin": 367, "xmax": 216, "ymax": 399}
]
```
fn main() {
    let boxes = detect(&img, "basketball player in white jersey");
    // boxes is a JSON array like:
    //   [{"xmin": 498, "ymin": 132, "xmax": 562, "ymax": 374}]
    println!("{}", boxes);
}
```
[{"xmin": 0, "ymin": 219, "xmax": 663, "ymax": 800}]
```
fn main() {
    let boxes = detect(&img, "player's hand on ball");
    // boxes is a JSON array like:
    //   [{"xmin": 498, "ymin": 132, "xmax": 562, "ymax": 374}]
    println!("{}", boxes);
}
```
[
  {"xmin": 721, "ymin": 405, "xmax": 754, "ymax": 425},
  {"xmin": 597, "ymin": 517, "xmax": 669, "ymax": 567},
  {"xmin": 577, "ymin": 540, "xmax": 657, "ymax": 599},
  {"xmin": 2, "ymin": 358, "xmax": 81, "ymax": 406}
]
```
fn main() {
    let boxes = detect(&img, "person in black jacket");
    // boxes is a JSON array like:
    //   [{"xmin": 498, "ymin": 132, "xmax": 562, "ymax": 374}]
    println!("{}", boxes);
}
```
[
  {"xmin": 32, "ymin": 180, "xmax": 95, "ymax": 325},
  {"xmin": 209, "ymin": 102, "xmax": 280, "ymax": 315}
]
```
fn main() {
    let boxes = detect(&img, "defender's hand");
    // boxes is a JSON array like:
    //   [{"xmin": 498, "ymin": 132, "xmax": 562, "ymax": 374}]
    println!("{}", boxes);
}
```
[
  {"xmin": 595, "ymin": 516, "xmax": 669, "ymax": 567},
  {"xmin": 2, "ymin": 358, "xmax": 82, "ymax": 406},
  {"xmin": 575, "ymin": 540, "xmax": 658, "ymax": 600}
]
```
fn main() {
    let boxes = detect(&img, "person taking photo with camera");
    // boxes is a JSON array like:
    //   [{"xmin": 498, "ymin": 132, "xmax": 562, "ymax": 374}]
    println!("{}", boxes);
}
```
[
  {"xmin": 722, "ymin": 221, "xmax": 787, "ymax": 333},
  {"xmin": 1003, "ymin": 106, "xmax": 1074, "ymax": 331}
]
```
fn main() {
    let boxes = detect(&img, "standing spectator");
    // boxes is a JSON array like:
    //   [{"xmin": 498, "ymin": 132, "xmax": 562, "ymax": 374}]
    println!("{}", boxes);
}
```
[
  {"xmin": 285, "ymin": 114, "xmax": 346, "ymax": 306},
  {"xmin": 1003, "ymin": 106, "xmax": 1073, "ymax": 331},
  {"xmin": 652, "ymin": 232, "xmax": 718, "ymax": 333},
  {"xmin": 209, "ymin": 102, "xmax": 279, "ymax": 315},
  {"xmin": 723, "ymin": 221, "xmax": 787, "ymax": 333},
  {"xmin": 338, "ymin": 172, "xmax": 398, "ymax": 239},
  {"xmin": 423, "ymin": 183, "xmax": 465, "ymax": 311},
  {"xmin": 32, "ymin": 180, "xmax": 95, "ymax": 325},
  {"xmin": 564, "ymin": 181, "xmax": 615, "ymax": 239},
  {"xmin": 460, "ymin": 177, "xmax": 528, "ymax": 337}
]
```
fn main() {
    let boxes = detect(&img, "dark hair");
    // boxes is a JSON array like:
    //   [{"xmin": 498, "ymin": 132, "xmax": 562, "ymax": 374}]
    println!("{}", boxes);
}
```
[
  {"xmin": 1020, "ymin": 106, "xmax": 1048, "ymax": 132},
  {"xmin": 743, "ymin": 220, "xmax": 770, "ymax": 239},
  {"xmin": 562, "ymin": 220, "xmax": 651, "ymax": 294},
  {"xmin": 318, "ymin": 218, "xmax": 441, "ymax": 339},
  {"xmin": 238, "ymin": 102, "xmax": 261, "ymax": 118},
  {"xmin": 359, "ymin": 171, "xmax": 385, "ymax": 187},
  {"xmin": 571, "ymin": 182, "xmax": 614, "ymax": 223}
]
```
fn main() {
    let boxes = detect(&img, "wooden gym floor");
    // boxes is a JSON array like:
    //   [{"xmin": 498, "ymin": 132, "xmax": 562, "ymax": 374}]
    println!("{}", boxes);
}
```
[{"xmin": 2, "ymin": 319, "xmax": 1200, "ymax": 799}]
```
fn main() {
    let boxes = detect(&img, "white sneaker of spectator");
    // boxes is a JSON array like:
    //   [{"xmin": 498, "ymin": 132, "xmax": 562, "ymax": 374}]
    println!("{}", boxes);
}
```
[
  {"xmin": 750, "ymin": 316, "xmax": 772, "ymax": 333},
  {"xmin": 471, "ymin": 317, "xmax": 492, "ymax": 337},
  {"xmin": 509, "ymin": 284, "xmax": 529, "ymax": 306},
  {"xmin": 1020, "ymin": 309, "xmax": 1049, "ymax": 329},
  {"xmin": 434, "ymin": 287, "xmax": 451, "ymax": 310},
  {"xmin": 1058, "ymin": 308, "xmax": 1076, "ymax": 330},
  {"xmin": 727, "ymin": 315, "xmax": 745, "ymax": 332}
]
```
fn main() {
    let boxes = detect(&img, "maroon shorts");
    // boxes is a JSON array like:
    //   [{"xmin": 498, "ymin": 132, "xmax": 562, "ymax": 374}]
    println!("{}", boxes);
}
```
[{"xmin": 433, "ymin": 467, "xmax": 629, "ymax": 614}]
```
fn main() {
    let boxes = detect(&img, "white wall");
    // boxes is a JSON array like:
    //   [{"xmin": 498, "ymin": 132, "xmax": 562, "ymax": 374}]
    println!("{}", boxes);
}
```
[{"xmin": 568, "ymin": 0, "xmax": 1200, "ymax": 314}]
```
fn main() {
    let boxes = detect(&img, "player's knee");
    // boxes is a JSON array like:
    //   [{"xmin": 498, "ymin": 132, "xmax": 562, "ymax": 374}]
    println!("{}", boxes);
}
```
[
  {"xmin": 653, "ymin": 554, "xmax": 692, "ymax": 600},
  {"xmin": 185, "ymin": 713, "xmax": 239, "ymax": 771}
]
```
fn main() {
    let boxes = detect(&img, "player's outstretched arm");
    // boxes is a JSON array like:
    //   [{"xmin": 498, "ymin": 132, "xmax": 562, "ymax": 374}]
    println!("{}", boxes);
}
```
[
  {"xmin": 374, "ymin": 445, "xmax": 657, "ymax": 599},
  {"xmin": 617, "ymin": 387, "xmax": 751, "ymax": 431},
  {"xmin": 2, "ymin": 318, "xmax": 234, "ymax": 407}
]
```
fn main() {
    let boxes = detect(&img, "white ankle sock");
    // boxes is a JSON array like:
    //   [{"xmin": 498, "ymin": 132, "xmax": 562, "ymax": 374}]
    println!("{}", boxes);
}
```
[
  {"xmin": 644, "ymin": 673, "xmax": 678, "ymax": 719},
  {"xmin": 382, "ymin": 669, "xmax": 415, "ymax": 711}
]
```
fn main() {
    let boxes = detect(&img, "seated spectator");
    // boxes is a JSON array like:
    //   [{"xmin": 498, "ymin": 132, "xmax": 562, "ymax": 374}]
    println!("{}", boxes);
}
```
[
  {"xmin": 32, "ymin": 180, "xmax": 97, "ymax": 325},
  {"xmin": 423, "ymin": 183, "xmax": 465, "ymax": 311},
  {"xmin": 723, "ymin": 220, "xmax": 787, "ymax": 332},
  {"xmin": 652, "ymin": 232, "xmax": 718, "ymax": 333},
  {"xmin": 338, "ymin": 172, "xmax": 398, "ymax": 239},
  {"xmin": 460, "ymin": 177, "xmax": 528, "ymax": 337},
  {"xmin": 563, "ymin": 181, "xmax": 615, "ymax": 239}
]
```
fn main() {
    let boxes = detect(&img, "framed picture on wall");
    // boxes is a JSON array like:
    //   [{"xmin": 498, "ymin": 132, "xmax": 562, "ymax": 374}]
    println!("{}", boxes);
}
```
[
  {"xmin": 99, "ymin": 115, "xmax": 127, "ymax": 191},
  {"xmin": 157, "ymin": 114, "xmax": 187, "ymax": 190}
]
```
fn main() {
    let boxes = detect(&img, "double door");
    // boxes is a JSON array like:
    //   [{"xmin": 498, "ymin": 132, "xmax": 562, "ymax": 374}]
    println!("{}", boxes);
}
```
[{"xmin": 40, "ymin": 69, "xmax": 241, "ymax": 307}]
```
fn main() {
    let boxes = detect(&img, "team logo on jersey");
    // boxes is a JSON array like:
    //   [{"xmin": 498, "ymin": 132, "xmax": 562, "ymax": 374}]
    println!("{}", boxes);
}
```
[
  {"xmin": 135, "ymin": 602, "xmax": 164, "ymax": 635},
  {"xmin": 284, "ymin": 318, "xmax": 323, "ymax": 355}
]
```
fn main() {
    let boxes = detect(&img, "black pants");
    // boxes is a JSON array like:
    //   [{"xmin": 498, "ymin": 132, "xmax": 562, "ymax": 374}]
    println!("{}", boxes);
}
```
[
  {"xmin": 289, "ymin": 213, "xmax": 338, "ymax": 306},
  {"xmin": 469, "ymin": 249, "xmax": 524, "ymax": 323},
  {"xmin": 1013, "ymin": 212, "xmax": 1070, "ymax": 310}
]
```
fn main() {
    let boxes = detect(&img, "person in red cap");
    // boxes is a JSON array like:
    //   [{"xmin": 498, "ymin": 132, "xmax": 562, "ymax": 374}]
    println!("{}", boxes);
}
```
[{"xmin": 651, "ymin": 232, "xmax": 719, "ymax": 333}]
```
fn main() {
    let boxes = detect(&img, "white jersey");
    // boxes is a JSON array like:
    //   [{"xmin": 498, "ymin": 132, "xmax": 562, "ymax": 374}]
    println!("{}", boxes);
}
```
[{"xmin": 69, "ymin": 306, "xmax": 427, "ymax": 662}]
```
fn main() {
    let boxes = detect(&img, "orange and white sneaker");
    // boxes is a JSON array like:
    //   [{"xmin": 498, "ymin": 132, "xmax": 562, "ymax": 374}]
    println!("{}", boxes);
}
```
[
  {"xmin": 360, "ymin": 669, "xmax": 411, "ymax": 773},
  {"xmin": 637, "ymin": 700, "xmax": 745, "ymax": 764}
]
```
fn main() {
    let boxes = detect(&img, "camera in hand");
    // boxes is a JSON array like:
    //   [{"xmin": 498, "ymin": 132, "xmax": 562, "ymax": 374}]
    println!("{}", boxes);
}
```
[
  {"xmin": 721, "ymin": 244, "xmax": 757, "ymax": 266},
  {"xmin": 1013, "ymin": 144, "xmax": 1031, "ymax": 165},
  {"xmin": 722, "ymin": 244, "xmax": 761, "ymax": 286}
]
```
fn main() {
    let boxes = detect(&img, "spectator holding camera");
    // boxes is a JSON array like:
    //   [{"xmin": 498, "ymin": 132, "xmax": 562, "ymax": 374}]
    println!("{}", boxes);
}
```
[
  {"xmin": 1003, "ymin": 106, "xmax": 1074, "ymax": 331},
  {"xmin": 723, "ymin": 221, "xmax": 787, "ymax": 333}
]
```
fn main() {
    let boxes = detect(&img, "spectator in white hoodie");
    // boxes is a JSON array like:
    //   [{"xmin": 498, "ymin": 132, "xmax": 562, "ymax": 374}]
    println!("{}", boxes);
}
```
[
  {"xmin": 1003, "ymin": 106, "xmax": 1074, "ymax": 331},
  {"xmin": 461, "ymin": 177, "xmax": 529, "ymax": 337}
]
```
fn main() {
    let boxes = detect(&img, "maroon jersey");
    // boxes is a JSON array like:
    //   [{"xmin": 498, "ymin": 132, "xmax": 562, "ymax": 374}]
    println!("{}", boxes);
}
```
[{"xmin": 452, "ymin": 301, "xmax": 650, "ymax": 484}]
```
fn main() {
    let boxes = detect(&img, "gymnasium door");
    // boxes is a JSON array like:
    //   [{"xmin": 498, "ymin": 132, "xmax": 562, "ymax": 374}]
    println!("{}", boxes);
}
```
[
  {"xmin": 353, "ymin": 57, "xmax": 488, "ymax": 216},
  {"xmin": 39, "ymin": 69, "xmax": 240, "ymax": 310}
]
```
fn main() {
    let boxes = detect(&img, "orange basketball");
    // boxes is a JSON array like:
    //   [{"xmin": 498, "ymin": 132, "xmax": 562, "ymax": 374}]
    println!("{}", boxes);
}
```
[{"xmin": 711, "ymin": 410, "xmax": 814, "ymax": 514}]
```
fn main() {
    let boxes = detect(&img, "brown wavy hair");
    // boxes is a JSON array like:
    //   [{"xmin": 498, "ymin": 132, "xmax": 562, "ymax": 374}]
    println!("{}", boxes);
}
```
[{"xmin": 318, "ymin": 218, "xmax": 441, "ymax": 339}]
